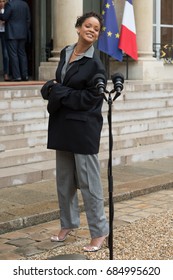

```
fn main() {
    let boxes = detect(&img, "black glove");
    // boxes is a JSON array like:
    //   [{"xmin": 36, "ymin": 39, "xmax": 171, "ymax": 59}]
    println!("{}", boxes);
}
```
[{"xmin": 40, "ymin": 79, "xmax": 56, "ymax": 100}]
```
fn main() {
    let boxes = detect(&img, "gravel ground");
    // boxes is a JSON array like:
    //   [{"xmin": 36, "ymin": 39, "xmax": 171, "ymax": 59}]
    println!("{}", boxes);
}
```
[{"xmin": 28, "ymin": 210, "xmax": 173, "ymax": 260}]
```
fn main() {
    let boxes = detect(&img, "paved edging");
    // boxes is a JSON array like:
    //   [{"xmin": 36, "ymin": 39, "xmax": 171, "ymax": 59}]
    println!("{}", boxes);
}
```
[{"xmin": 1, "ymin": 182, "xmax": 173, "ymax": 235}]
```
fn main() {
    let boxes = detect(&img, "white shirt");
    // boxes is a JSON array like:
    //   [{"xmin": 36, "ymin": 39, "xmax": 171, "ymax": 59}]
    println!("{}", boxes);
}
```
[{"xmin": 0, "ymin": 8, "xmax": 5, "ymax": 32}]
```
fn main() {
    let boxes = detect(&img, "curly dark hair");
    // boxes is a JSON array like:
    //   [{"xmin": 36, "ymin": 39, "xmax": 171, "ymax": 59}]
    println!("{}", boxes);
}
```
[{"xmin": 75, "ymin": 11, "xmax": 103, "ymax": 32}]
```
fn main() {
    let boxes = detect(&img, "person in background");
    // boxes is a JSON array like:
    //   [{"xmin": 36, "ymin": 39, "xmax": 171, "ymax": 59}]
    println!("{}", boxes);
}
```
[
  {"xmin": 41, "ymin": 11, "xmax": 109, "ymax": 252},
  {"xmin": 0, "ymin": 0, "xmax": 10, "ymax": 81},
  {"xmin": 0, "ymin": 0, "xmax": 30, "ymax": 81}
]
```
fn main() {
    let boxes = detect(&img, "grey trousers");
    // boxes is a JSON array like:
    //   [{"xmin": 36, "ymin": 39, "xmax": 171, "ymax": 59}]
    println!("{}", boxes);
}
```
[{"xmin": 56, "ymin": 150, "xmax": 109, "ymax": 238}]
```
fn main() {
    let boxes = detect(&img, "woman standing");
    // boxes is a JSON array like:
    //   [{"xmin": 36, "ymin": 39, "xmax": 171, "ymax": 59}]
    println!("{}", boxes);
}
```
[{"xmin": 41, "ymin": 11, "xmax": 109, "ymax": 252}]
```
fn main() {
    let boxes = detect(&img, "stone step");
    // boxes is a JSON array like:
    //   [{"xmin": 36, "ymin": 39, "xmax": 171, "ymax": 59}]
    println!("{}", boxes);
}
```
[
  {"xmin": 99, "ymin": 141, "xmax": 173, "ymax": 167},
  {"xmin": 0, "ymin": 107, "xmax": 47, "ymax": 122},
  {"xmin": 0, "ymin": 87, "xmax": 173, "ymax": 120},
  {"xmin": 100, "ymin": 127, "xmax": 173, "ymax": 151},
  {"xmin": 102, "ymin": 96, "xmax": 173, "ymax": 112},
  {"xmin": 1, "ymin": 122, "xmax": 173, "ymax": 154},
  {"xmin": 0, "ymin": 119, "xmax": 48, "ymax": 136},
  {"xmin": 0, "ymin": 160, "xmax": 55, "ymax": 189},
  {"xmin": 0, "ymin": 100, "xmax": 172, "ymax": 125},
  {"xmin": 1, "ymin": 82, "xmax": 173, "ymax": 189},
  {"xmin": 103, "ymin": 107, "xmax": 173, "ymax": 123},
  {"xmin": 114, "ymin": 98, "xmax": 173, "ymax": 111},
  {"xmin": 2, "ymin": 104, "xmax": 172, "ymax": 124},
  {"xmin": 122, "ymin": 89, "xmax": 173, "ymax": 100},
  {"xmin": 0, "ymin": 128, "xmax": 168, "ymax": 153},
  {"xmin": 1, "ymin": 94, "xmax": 171, "ymax": 111},
  {"xmin": 0, "ymin": 85, "xmax": 43, "ymax": 100},
  {"xmin": 1, "ymin": 141, "xmax": 173, "ymax": 188},
  {"xmin": 0, "ymin": 131, "xmax": 47, "ymax": 152},
  {"xmin": 106, "ymin": 79, "xmax": 173, "ymax": 92},
  {"xmin": 0, "ymin": 97, "xmax": 45, "ymax": 110},
  {"xmin": 0, "ymin": 147, "xmax": 55, "ymax": 168},
  {"xmin": 1, "ymin": 82, "xmax": 173, "ymax": 101},
  {"xmin": 0, "ymin": 115, "xmax": 172, "ymax": 136},
  {"xmin": 101, "ymin": 117, "xmax": 173, "ymax": 136}
]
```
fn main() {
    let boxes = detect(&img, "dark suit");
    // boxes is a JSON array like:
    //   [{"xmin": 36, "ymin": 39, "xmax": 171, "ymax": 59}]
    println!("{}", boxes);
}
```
[
  {"xmin": 0, "ymin": 0, "xmax": 31, "ymax": 80},
  {"xmin": 46, "ymin": 46, "xmax": 107, "ymax": 155}
]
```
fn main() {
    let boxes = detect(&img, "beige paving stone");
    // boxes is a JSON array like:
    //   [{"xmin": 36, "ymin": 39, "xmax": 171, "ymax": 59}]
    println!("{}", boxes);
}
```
[
  {"xmin": 158, "ymin": 203, "xmax": 173, "ymax": 210},
  {"xmin": 1, "ymin": 231, "xmax": 28, "ymax": 240},
  {"xmin": 114, "ymin": 203, "xmax": 127, "ymax": 210},
  {"xmin": 145, "ymin": 199, "xmax": 168, "ymax": 206},
  {"xmin": 142, "ymin": 207, "xmax": 165, "ymax": 214},
  {"xmin": 0, "ymin": 238, "xmax": 9, "ymax": 243},
  {"xmin": 76, "ymin": 229, "xmax": 90, "ymax": 238},
  {"xmin": 0, "ymin": 252, "xmax": 22, "ymax": 260},
  {"xmin": 28, "ymin": 232, "xmax": 51, "ymax": 241},
  {"xmin": 118, "ymin": 200, "xmax": 143, "ymax": 206},
  {"xmin": 129, "ymin": 203, "xmax": 152, "ymax": 209},
  {"xmin": 35, "ymin": 240, "xmax": 66, "ymax": 250},
  {"xmin": 0, "ymin": 243, "xmax": 17, "ymax": 251},
  {"xmin": 6, "ymin": 237, "xmax": 35, "ymax": 247},
  {"xmin": 18, "ymin": 225, "xmax": 51, "ymax": 234},
  {"xmin": 115, "ymin": 208, "xmax": 140, "ymax": 216},
  {"xmin": 15, "ymin": 245, "xmax": 44, "ymax": 257},
  {"xmin": 42, "ymin": 220, "xmax": 58, "ymax": 228},
  {"xmin": 129, "ymin": 211, "xmax": 152, "ymax": 218},
  {"xmin": 117, "ymin": 215, "xmax": 141, "ymax": 223},
  {"xmin": 156, "ymin": 195, "xmax": 173, "ymax": 201}
]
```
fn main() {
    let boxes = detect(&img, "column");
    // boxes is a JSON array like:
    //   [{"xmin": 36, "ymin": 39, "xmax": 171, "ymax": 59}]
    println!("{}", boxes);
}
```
[
  {"xmin": 134, "ymin": 0, "xmax": 154, "ymax": 58},
  {"xmin": 39, "ymin": 0, "xmax": 83, "ymax": 80},
  {"xmin": 50, "ymin": 0, "xmax": 83, "ymax": 61},
  {"xmin": 132, "ymin": 0, "xmax": 165, "ymax": 80}
]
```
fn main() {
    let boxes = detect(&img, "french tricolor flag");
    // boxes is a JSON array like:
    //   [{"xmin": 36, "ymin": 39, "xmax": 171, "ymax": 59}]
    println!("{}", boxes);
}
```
[{"xmin": 119, "ymin": 0, "xmax": 138, "ymax": 60}]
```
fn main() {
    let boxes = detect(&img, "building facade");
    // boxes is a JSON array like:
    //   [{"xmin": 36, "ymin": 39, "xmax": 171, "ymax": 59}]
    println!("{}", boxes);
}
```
[{"xmin": 1, "ymin": 0, "xmax": 173, "ymax": 81}]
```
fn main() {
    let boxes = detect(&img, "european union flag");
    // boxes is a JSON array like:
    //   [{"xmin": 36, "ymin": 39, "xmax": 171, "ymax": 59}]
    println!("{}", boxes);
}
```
[{"xmin": 98, "ymin": 0, "xmax": 123, "ymax": 61}]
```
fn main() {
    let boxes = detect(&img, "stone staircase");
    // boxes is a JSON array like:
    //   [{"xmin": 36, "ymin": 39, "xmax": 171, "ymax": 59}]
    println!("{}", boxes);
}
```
[
  {"xmin": 0, "ymin": 83, "xmax": 55, "ymax": 188},
  {"xmin": 99, "ymin": 81, "xmax": 173, "ymax": 166},
  {"xmin": 0, "ymin": 81, "xmax": 173, "ymax": 188}
]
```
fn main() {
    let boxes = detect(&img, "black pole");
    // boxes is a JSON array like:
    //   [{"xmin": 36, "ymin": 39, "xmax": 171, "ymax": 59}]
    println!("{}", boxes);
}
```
[
  {"xmin": 95, "ymin": 72, "xmax": 124, "ymax": 260},
  {"xmin": 104, "ymin": 85, "xmax": 123, "ymax": 260},
  {"xmin": 107, "ymin": 93, "xmax": 114, "ymax": 260}
]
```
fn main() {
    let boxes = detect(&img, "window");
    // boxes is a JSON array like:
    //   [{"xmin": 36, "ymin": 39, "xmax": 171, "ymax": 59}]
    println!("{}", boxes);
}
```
[
  {"xmin": 161, "ymin": 0, "xmax": 173, "ymax": 44},
  {"xmin": 161, "ymin": 0, "xmax": 173, "ymax": 25},
  {"xmin": 153, "ymin": 0, "xmax": 173, "ymax": 60}
]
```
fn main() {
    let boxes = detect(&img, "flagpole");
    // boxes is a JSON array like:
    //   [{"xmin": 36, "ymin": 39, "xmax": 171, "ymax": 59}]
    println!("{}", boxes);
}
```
[{"xmin": 126, "ymin": 54, "xmax": 129, "ymax": 80}]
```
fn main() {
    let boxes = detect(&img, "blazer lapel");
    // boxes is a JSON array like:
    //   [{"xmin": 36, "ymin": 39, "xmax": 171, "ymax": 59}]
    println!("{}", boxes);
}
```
[
  {"xmin": 63, "ymin": 57, "xmax": 89, "ymax": 85},
  {"xmin": 56, "ymin": 47, "xmax": 90, "ymax": 85}
]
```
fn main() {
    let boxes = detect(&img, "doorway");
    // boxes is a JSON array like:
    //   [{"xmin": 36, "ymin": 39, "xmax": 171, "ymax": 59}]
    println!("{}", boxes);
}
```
[{"xmin": 25, "ymin": 0, "xmax": 52, "ymax": 80}]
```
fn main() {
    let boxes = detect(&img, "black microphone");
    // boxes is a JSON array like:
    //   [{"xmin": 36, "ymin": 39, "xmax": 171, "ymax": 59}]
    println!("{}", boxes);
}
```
[
  {"xmin": 93, "ymin": 73, "xmax": 106, "ymax": 95},
  {"xmin": 111, "ymin": 72, "xmax": 124, "ymax": 93}
]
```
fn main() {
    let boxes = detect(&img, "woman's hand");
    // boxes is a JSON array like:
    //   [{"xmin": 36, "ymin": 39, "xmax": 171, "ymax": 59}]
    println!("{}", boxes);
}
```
[{"xmin": 40, "ymin": 79, "xmax": 57, "ymax": 100}]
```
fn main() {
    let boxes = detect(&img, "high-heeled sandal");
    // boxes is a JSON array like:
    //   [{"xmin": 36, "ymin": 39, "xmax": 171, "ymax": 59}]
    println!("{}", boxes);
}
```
[
  {"xmin": 51, "ymin": 229, "xmax": 73, "ymax": 242},
  {"xmin": 83, "ymin": 234, "xmax": 108, "ymax": 252}
]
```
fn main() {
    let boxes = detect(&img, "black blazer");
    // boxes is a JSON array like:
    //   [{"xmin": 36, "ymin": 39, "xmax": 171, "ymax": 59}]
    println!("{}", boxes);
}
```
[
  {"xmin": 46, "ymin": 46, "xmax": 107, "ymax": 154},
  {"xmin": 0, "ymin": 0, "xmax": 30, "ymax": 40}
]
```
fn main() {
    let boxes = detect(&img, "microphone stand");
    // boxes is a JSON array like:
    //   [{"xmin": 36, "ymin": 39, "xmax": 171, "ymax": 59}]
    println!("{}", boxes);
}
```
[{"xmin": 103, "ymin": 89, "xmax": 121, "ymax": 260}]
